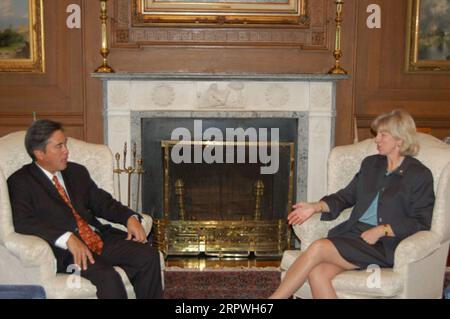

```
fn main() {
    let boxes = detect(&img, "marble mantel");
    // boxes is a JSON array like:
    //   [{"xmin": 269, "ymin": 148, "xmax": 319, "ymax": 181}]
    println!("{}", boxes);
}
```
[{"xmin": 92, "ymin": 72, "xmax": 348, "ymax": 206}]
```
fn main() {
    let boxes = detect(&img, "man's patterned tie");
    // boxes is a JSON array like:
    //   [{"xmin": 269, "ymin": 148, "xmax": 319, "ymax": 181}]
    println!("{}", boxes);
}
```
[{"xmin": 52, "ymin": 175, "xmax": 104, "ymax": 255}]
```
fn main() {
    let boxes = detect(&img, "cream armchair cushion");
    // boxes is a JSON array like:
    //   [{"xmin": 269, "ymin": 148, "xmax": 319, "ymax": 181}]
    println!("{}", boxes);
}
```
[
  {"xmin": 0, "ymin": 131, "xmax": 160, "ymax": 299},
  {"xmin": 281, "ymin": 133, "xmax": 450, "ymax": 299}
]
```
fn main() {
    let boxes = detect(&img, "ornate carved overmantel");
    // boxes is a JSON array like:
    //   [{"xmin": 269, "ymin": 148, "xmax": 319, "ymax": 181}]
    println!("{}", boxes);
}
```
[{"xmin": 111, "ymin": 0, "xmax": 331, "ymax": 48}]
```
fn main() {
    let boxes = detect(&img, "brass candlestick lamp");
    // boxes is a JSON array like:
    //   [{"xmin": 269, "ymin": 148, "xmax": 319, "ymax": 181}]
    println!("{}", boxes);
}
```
[
  {"xmin": 328, "ymin": 0, "xmax": 348, "ymax": 75},
  {"xmin": 95, "ymin": 0, "xmax": 114, "ymax": 73}
]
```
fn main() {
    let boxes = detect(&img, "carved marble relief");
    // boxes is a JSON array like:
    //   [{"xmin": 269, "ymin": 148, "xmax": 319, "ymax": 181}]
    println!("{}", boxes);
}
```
[
  {"xmin": 198, "ymin": 83, "xmax": 245, "ymax": 109},
  {"xmin": 265, "ymin": 84, "xmax": 290, "ymax": 108},
  {"xmin": 152, "ymin": 84, "xmax": 175, "ymax": 107}
]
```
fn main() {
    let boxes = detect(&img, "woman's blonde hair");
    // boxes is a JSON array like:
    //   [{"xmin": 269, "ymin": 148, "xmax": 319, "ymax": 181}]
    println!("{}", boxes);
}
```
[{"xmin": 371, "ymin": 109, "xmax": 420, "ymax": 156}]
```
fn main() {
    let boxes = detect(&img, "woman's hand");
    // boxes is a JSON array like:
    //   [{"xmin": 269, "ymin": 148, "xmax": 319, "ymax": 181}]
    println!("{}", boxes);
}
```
[
  {"xmin": 360, "ymin": 226, "xmax": 385, "ymax": 245},
  {"xmin": 287, "ymin": 202, "xmax": 317, "ymax": 225}
]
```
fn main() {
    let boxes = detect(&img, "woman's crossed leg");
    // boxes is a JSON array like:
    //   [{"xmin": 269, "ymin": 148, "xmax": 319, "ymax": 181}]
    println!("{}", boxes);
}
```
[{"xmin": 269, "ymin": 238, "xmax": 358, "ymax": 299}]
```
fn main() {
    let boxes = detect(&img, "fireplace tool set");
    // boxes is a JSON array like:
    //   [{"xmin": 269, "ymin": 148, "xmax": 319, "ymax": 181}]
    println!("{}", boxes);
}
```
[{"xmin": 113, "ymin": 142, "xmax": 145, "ymax": 212}]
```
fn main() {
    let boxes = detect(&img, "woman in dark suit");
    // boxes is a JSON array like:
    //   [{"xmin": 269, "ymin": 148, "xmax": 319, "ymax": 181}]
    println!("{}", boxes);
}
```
[{"xmin": 270, "ymin": 109, "xmax": 435, "ymax": 299}]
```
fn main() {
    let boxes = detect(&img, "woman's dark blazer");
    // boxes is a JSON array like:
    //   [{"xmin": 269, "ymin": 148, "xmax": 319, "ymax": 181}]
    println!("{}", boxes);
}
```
[{"xmin": 320, "ymin": 154, "xmax": 435, "ymax": 264}]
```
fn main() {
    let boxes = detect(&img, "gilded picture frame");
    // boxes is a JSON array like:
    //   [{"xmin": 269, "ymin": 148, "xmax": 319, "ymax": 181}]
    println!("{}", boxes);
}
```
[
  {"xmin": 133, "ymin": 0, "xmax": 308, "ymax": 26},
  {"xmin": 0, "ymin": 0, "xmax": 45, "ymax": 73},
  {"xmin": 405, "ymin": 0, "xmax": 450, "ymax": 73}
]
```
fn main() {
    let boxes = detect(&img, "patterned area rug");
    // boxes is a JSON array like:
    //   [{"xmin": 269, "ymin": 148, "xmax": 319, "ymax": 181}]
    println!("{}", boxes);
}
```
[
  {"xmin": 163, "ymin": 268, "xmax": 450, "ymax": 299},
  {"xmin": 163, "ymin": 267, "xmax": 281, "ymax": 299}
]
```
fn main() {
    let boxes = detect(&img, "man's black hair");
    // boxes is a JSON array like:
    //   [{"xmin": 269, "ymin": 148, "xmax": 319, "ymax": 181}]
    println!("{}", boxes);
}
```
[{"xmin": 24, "ymin": 119, "xmax": 63, "ymax": 161}]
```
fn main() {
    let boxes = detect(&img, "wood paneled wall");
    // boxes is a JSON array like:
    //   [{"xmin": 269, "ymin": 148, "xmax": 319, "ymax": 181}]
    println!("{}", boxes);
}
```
[
  {"xmin": 354, "ymin": 0, "xmax": 450, "ymax": 142},
  {"xmin": 0, "ymin": 0, "xmax": 103, "ymax": 141},
  {"xmin": 0, "ymin": 0, "xmax": 449, "ymax": 145},
  {"xmin": 0, "ymin": 1, "xmax": 84, "ymax": 139}
]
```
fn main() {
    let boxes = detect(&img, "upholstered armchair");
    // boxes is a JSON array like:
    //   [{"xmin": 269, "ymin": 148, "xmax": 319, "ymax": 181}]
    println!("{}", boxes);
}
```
[
  {"xmin": 0, "ymin": 131, "xmax": 163, "ymax": 298},
  {"xmin": 281, "ymin": 133, "xmax": 450, "ymax": 298}
]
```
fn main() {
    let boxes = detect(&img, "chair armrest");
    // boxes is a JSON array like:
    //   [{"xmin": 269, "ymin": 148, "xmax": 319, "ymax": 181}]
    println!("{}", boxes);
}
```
[
  {"xmin": 393, "ymin": 231, "xmax": 441, "ymax": 271},
  {"xmin": 293, "ymin": 215, "xmax": 328, "ymax": 250},
  {"xmin": 4, "ymin": 233, "xmax": 56, "ymax": 281},
  {"xmin": 98, "ymin": 214, "xmax": 153, "ymax": 236},
  {"xmin": 293, "ymin": 210, "xmax": 351, "ymax": 250}
]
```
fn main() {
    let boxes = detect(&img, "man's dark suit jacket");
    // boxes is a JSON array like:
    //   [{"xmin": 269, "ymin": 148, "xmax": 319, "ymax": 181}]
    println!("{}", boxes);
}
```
[
  {"xmin": 7, "ymin": 162, "xmax": 137, "ymax": 259},
  {"xmin": 320, "ymin": 154, "xmax": 435, "ymax": 265}
]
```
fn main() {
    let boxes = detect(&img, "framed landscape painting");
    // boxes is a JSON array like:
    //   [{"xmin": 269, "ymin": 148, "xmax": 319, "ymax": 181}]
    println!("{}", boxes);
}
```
[
  {"xmin": 406, "ymin": 0, "xmax": 450, "ymax": 72},
  {"xmin": 0, "ymin": 0, "xmax": 45, "ymax": 73},
  {"xmin": 133, "ymin": 0, "xmax": 307, "ymax": 25}
]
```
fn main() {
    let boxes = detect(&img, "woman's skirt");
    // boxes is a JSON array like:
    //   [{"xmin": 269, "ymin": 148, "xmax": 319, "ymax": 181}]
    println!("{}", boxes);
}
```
[{"xmin": 327, "ymin": 222, "xmax": 393, "ymax": 270}]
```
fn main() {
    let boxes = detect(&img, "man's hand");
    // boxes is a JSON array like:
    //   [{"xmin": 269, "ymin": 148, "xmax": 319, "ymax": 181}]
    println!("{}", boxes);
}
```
[
  {"xmin": 360, "ymin": 226, "xmax": 384, "ymax": 245},
  {"xmin": 67, "ymin": 234, "xmax": 95, "ymax": 271},
  {"xmin": 126, "ymin": 216, "xmax": 147, "ymax": 243},
  {"xmin": 287, "ymin": 202, "xmax": 317, "ymax": 225}
]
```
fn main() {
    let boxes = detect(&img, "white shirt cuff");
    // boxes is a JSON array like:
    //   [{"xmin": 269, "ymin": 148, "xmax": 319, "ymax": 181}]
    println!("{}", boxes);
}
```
[{"xmin": 55, "ymin": 232, "xmax": 73, "ymax": 250}]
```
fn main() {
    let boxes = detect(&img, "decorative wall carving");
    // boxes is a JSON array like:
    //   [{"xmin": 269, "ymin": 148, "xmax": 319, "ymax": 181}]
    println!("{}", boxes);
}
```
[
  {"xmin": 152, "ymin": 84, "xmax": 175, "ymax": 107},
  {"xmin": 265, "ymin": 84, "xmax": 289, "ymax": 108},
  {"xmin": 198, "ymin": 82, "xmax": 245, "ymax": 108}
]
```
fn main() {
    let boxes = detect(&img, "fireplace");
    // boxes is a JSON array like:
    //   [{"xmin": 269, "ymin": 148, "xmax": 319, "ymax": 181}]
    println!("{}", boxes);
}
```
[
  {"xmin": 140, "ymin": 117, "xmax": 297, "ymax": 256},
  {"xmin": 93, "ymin": 72, "xmax": 346, "ymax": 256}
]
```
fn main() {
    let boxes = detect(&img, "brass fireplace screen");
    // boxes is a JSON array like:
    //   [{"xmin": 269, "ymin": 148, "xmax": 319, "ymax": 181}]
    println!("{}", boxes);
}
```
[{"xmin": 154, "ymin": 140, "xmax": 295, "ymax": 257}]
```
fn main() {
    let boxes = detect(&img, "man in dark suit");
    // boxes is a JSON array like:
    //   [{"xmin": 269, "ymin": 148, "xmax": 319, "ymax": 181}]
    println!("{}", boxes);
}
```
[{"xmin": 7, "ymin": 120, "xmax": 163, "ymax": 299}]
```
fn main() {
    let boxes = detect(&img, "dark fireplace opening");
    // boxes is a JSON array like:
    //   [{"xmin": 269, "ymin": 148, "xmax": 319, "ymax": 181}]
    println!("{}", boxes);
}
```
[
  {"xmin": 169, "ymin": 160, "xmax": 275, "ymax": 222},
  {"xmin": 165, "ymin": 143, "xmax": 295, "ymax": 222}
]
